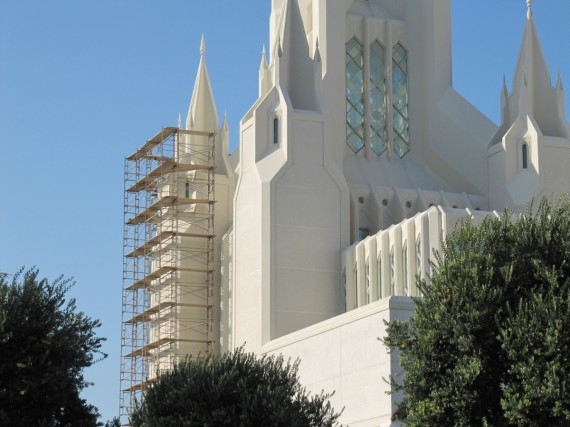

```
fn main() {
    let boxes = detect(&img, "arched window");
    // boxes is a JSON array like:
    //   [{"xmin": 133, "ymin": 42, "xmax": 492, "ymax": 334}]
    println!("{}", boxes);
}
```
[
  {"xmin": 522, "ymin": 143, "xmax": 528, "ymax": 169},
  {"xmin": 185, "ymin": 181, "xmax": 190, "ymax": 198},
  {"xmin": 273, "ymin": 117, "xmax": 280, "ymax": 145}
]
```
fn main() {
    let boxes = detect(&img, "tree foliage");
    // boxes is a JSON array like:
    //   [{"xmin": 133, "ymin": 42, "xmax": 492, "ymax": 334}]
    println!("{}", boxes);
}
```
[
  {"xmin": 384, "ymin": 197, "xmax": 570, "ymax": 426},
  {"xmin": 0, "ymin": 268, "xmax": 107, "ymax": 426},
  {"xmin": 130, "ymin": 346, "xmax": 342, "ymax": 427}
]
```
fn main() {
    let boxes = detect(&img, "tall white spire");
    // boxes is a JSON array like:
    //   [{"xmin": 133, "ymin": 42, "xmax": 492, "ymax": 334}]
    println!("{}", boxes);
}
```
[
  {"xmin": 492, "ymin": 2, "xmax": 569, "ymax": 144},
  {"xmin": 513, "ymin": 1, "xmax": 550, "ymax": 93},
  {"xmin": 186, "ymin": 34, "xmax": 219, "ymax": 132}
]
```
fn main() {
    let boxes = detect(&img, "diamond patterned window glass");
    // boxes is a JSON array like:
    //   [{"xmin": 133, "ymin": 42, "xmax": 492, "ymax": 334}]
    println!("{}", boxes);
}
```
[
  {"xmin": 392, "ymin": 43, "xmax": 410, "ymax": 158},
  {"xmin": 346, "ymin": 37, "xmax": 365, "ymax": 153},
  {"xmin": 370, "ymin": 40, "xmax": 387, "ymax": 155}
]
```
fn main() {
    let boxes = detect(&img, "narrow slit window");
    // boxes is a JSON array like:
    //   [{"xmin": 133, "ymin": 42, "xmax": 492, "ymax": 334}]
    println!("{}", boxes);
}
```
[
  {"xmin": 273, "ymin": 117, "xmax": 279, "ymax": 145},
  {"xmin": 185, "ymin": 181, "xmax": 190, "ymax": 198},
  {"xmin": 522, "ymin": 143, "xmax": 528, "ymax": 169}
]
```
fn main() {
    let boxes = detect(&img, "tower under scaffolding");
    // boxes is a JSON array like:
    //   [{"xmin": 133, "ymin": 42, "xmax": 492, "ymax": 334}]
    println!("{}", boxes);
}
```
[{"xmin": 120, "ymin": 127, "xmax": 216, "ymax": 422}]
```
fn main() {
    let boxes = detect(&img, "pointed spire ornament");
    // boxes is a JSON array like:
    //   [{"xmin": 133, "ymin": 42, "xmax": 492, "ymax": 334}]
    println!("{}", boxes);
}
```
[
  {"xmin": 186, "ymin": 34, "xmax": 219, "ymax": 132},
  {"xmin": 200, "ymin": 33, "xmax": 206, "ymax": 56},
  {"xmin": 502, "ymin": 73, "xmax": 509, "ymax": 98},
  {"xmin": 223, "ymin": 110, "xmax": 229, "ymax": 131},
  {"xmin": 557, "ymin": 69, "xmax": 564, "ymax": 91},
  {"xmin": 527, "ymin": 0, "xmax": 532, "ymax": 19},
  {"xmin": 260, "ymin": 44, "xmax": 268, "ymax": 69}
]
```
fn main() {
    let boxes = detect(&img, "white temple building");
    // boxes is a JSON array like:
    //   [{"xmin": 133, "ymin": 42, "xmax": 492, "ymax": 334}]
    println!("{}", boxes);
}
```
[{"xmin": 120, "ymin": 0, "xmax": 570, "ymax": 425}]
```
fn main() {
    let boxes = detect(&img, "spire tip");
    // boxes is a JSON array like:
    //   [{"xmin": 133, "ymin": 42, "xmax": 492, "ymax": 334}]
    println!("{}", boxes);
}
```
[
  {"xmin": 527, "ymin": 0, "xmax": 532, "ymax": 19},
  {"xmin": 200, "ymin": 34, "xmax": 206, "ymax": 56}
]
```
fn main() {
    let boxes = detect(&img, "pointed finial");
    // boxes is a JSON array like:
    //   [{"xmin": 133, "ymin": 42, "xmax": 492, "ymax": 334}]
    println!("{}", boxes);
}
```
[
  {"xmin": 557, "ymin": 69, "xmax": 564, "ymax": 91},
  {"xmin": 260, "ymin": 44, "xmax": 268, "ymax": 69},
  {"xmin": 200, "ymin": 34, "xmax": 206, "ymax": 56},
  {"xmin": 178, "ymin": 113, "xmax": 182, "ymax": 129},
  {"xmin": 222, "ymin": 110, "xmax": 229, "ymax": 130},
  {"xmin": 527, "ymin": 0, "xmax": 532, "ymax": 19},
  {"xmin": 502, "ymin": 73, "xmax": 509, "ymax": 97}
]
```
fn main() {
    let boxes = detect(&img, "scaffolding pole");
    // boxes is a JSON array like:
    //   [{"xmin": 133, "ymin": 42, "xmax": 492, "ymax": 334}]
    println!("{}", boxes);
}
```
[{"xmin": 120, "ymin": 127, "xmax": 216, "ymax": 424}]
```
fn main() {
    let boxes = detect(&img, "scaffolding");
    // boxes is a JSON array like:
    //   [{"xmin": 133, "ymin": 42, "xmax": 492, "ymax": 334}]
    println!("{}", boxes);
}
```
[{"xmin": 120, "ymin": 127, "xmax": 216, "ymax": 422}]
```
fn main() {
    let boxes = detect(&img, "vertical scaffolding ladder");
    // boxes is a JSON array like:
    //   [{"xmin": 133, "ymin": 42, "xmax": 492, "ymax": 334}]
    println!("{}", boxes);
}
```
[{"xmin": 120, "ymin": 127, "xmax": 216, "ymax": 423}]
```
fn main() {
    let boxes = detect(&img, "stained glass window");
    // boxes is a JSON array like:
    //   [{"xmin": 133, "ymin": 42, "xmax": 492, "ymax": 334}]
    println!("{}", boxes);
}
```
[
  {"xmin": 392, "ymin": 43, "xmax": 410, "ymax": 158},
  {"xmin": 370, "ymin": 40, "xmax": 387, "ymax": 155},
  {"xmin": 346, "ymin": 37, "xmax": 365, "ymax": 153}
]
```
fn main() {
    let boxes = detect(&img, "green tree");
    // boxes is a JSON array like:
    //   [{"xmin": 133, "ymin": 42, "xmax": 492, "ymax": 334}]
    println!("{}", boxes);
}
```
[
  {"xmin": 104, "ymin": 417, "xmax": 121, "ymax": 427},
  {"xmin": 130, "ymin": 347, "xmax": 342, "ymax": 427},
  {"xmin": 0, "ymin": 268, "xmax": 107, "ymax": 426},
  {"xmin": 384, "ymin": 197, "xmax": 570, "ymax": 426}
]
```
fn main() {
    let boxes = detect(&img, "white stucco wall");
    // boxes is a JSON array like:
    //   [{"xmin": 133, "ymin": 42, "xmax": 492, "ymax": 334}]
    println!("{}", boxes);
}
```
[{"xmin": 263, "ymin": 296, "xmax": 415, "ymax": 427}]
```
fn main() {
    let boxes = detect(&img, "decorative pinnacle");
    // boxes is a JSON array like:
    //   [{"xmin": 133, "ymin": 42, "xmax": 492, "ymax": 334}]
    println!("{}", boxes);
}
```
[
  {"xmin": 527, "ymin": 0, "xmax": 532, "ymax": 18},
  {"xmin": 200, "ymin": 34, "xmax": 206, "ymax": 56}
]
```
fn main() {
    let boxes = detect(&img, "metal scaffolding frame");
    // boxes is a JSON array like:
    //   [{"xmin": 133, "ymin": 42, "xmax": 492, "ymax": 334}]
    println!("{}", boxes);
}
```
[{"xmin": 120, "ymin": 127, "xmax": 216, "ymax": 422}]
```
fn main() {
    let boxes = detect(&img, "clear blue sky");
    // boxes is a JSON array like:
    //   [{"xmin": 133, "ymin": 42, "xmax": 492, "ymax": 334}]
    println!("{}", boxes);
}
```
[{"xmin": 0, "ymin": 0, "xmax": 568, "ymax": 423}]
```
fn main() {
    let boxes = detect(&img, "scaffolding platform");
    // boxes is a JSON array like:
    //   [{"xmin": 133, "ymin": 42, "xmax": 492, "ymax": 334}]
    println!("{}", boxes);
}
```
[{"xmin": 120, "ymin": 126, "xmax": 216, "ymax": 422}]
